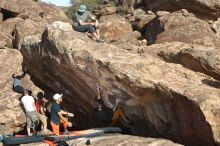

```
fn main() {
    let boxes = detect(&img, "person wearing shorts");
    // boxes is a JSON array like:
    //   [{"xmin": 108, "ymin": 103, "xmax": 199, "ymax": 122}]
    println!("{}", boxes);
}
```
[
  {"xmin": 50, "ymin": 93, "xmax": 74, "ymax": 135},
  {"xmin": 21, "ymin": 89, "xmax": 38, "ymax": 136},
  {"xmin": 72, "ymin": 5, "xmax": 104, "ymax": 43}
]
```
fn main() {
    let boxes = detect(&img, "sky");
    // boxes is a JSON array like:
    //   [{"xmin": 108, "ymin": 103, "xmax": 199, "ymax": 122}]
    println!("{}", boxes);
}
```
[{"xmin": 41, "ymin": 0, "xmax": 71, "ymax": 7}]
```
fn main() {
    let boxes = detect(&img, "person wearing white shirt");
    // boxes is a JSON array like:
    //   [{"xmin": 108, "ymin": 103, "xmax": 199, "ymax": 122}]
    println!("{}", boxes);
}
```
[{"xmin": 21, "ymin": 89, "xmax": 39, "ymax": 136}]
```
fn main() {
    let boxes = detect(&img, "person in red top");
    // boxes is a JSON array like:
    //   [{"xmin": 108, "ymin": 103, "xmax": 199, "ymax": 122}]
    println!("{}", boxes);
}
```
[{"xmin": 36, "ymin": 92, "xmax": 48, "ymax": 133}]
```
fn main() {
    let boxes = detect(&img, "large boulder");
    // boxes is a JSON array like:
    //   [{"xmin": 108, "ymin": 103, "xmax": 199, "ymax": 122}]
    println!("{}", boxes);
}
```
[
  {"xmin": 148, "ymin": 42, "xmax": 220, "ymax": 81},
  {"xmin": 0, "ymin": 48, "xmax": 41, "ymax": 135},
  {"xmin": 145, "ymin": 42, "xmax": 220, "ymax": 144},
  {"xmin": 145, "ymin": 11, "xmax": 218, "ymax": 47},
  {"xmin": 133, "ymin": 8, "xmax": 146, "ymax": 19},
  {"xmin": 14, "ymin": 18, "xmax": 47, "ymax": 50},
  {"xmin": 21, "ymin": 21, "xmax": 220, "ymax": 146},
  {"xmin": 0, "ymin": 30, "xmax": 13, "ymax": 48},
  {"xmin": 1, "ymin": 17, "xmax": 23, "ymax": 35},
  {"xmin": 112, "ymin": 31, "xmax": 144, "ymax": 53},
  {"xmin": 116, "ymin": 0, "xmax": 144, "ymax": 13},
  {"xmin": 0, "ymin": 0, "xmax": 68, "ymax": 24},
  {"xmin": 134, "ymin": 13, "xmax": 156, "ymax": 31},
  {"xmin": 0, "ymin": 17, "xmax": 22, "ymax": 48},
  {"xmin": 144, "ymin": 0, "xmax": 220, "ymax": 19},
  {"xmin": 212, "ymin": 18, "xmax": 220, "ymax": 38},
  {"xmin": 0, "ymin": 0, "xmax": 43, "ymax": 19},
  {"xmin": 93, "ymin": 5, "xmax": 117, "ymax": 16},
  {"xmin": 99, "ymin": 14, "xmax": 133, "ymax": 42},
  {"xmin": 38, "ymin": 2, "xmax": 70, "ymax": 24},
  {"xmin": 116, "ymin": 0, "xmax": 135, "ymax": 13},
  {"xmin": 0, "ymin": 12, "xmax": 3, "ymax": 23}
]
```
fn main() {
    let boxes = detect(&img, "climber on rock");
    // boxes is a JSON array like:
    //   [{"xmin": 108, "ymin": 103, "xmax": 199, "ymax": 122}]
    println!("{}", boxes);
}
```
[
  {"xmin": 21, "ymin": 89, "xmax": 39, "ymax": 136},
  {"xmin": 94, "ymin": 84, "xmax": 131, "ymax": 126},
  {"xmin": 12, "ymin": 69, "xmax": 27, "ymax": 94},
  {"xmin": 72, "ymin": 4, "xmax": 105, "ymax": 43},
  {"xmin": 50, "ymin": 93, "xmax": 74, "ymax": 135},
  {"xmin": 95, "ymin": 97, "xmax": 131, "ymax": 126}
]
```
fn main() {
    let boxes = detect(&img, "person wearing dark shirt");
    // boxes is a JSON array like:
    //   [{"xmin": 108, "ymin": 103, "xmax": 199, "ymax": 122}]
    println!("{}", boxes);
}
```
[
  {"xmin": 95, "ymin": 98, "xmax": 130, "ymax": 126},
  {"xmin": 12, "ymin": 71, "xmax": 26, "ymax": 94},
  {"xmin": 50, "ymin": 93, "xmax": 74, "ymax": 135},
  {"xmin": 94, "ymin": 84, "xmax": 130, "ymax": 126}
]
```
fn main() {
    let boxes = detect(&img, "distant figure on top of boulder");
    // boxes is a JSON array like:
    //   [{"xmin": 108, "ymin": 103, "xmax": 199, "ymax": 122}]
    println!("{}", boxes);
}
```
[{"xmin": 72, "ymin": 4, "xmax": 105, "ymax": 43}]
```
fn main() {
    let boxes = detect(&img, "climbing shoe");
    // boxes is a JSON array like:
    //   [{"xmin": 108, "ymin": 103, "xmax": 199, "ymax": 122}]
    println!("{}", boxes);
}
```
[
  {"xmin": 64, "ymin": 130, "xmax": 71, "ymax": 134},
  {"xmin": 96, "ymin": 39, "xmax": 105, "ymax": 43}
]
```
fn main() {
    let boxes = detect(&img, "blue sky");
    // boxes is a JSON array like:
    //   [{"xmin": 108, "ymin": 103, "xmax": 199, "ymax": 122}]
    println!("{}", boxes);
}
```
[{"xmin": 41, "ymin": 0, "xmax": 71, "ymax": 7}]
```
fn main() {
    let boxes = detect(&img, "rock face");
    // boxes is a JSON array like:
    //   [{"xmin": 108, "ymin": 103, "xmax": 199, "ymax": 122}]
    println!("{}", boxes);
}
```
[
  {"xmin": 0, "ymin": 12, "xmax": 3, "ymax": 23},
  {"xmin": 143, "ymin": 0, "xmax": 220, "ymax": 19},
  {"xmin": 145, "ymin": 11, "xmax": 218, "ymax": 47},
  {"xmin": 133, "ymin": 8, "xmax": 146, "ymax": 19},
  {"xmin": 134, "ymin": 13, "xmax": 156, "ymax": 31},
  {"xmin": 1, "ymin": 17, "xmax": 23, "ymax": 35},
  {"xmin": 116, "ymin": 0, "xmax": 144, "ymax": 14},
  {"xmin": 99, "ymin": 14, "xmax": 133, "ymax": 42},
  {"xmin": 0, "ymin": 30, "xmax": 13, "ymax": 48},
  {"xmin": 38, "ymin": 2, "xmax": 69, "ymax": 23},
  {"xmin": 0, "ymin": 0, "xmax": 69, "ymax": 50},
  {"xmin": 14, "ymin": 18, "xmax": 47, "ymax": 50},
  {"xmin": 0, "ymin": 48, "xmax": 41, "ymax": 135},
  {"xmin": 112, "ymin": 31, "xmax": 143, "ymax": 52},
  {"xmin": 0, "ymin": 0, "xmax": 69, "ymax": 23},
  {"xmin": 145, "ymin": 42, "xmax": 220, "ymax": 144},
  {"xmin": 0, "ymin": 0, "xmax": 220, "ymax": 145},
  {"xmin": 93, "ymin": 5, "xmax": 117, "ymax": 16},
  {"xmin": 21, "ymin": 21, "xmax": 220, "ymax": 146},
  {"xmin": 154, "ymin": 43, "xmax": 220, "ymax": 81},
  {"xmin": 0, "ymin": 0, "xmax": 43, "ymax": 19},
  {"xmin": 212, "ymin": 18, "xmax": 220, "ymax": 38},
  {"xmin": 0, "ymin": 48, "xmax": 25, "ymax": 135},
  {"xmin": 117, "ymin": 0, "xmax": 135, "ymax": 13}
]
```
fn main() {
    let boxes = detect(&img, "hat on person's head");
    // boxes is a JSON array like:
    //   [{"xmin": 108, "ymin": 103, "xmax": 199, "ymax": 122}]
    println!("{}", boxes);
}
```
[
  {"xmin": 78, "ymin": 5, "xmax": 86, "ymax": 12},
  {"xmin": 53, "ymin": 93, "xmax": 63, "ymax": 100}
]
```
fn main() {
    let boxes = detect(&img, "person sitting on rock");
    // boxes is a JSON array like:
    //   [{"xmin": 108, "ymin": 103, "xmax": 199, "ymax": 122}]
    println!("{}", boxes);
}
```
[
  {"xmin": 12, "ymin": 69, "xmax": 27, "ymax": 94},
  {"xmin": 72, "ymin": 4, "xmax": 104, "ymax": 43},
  {"xmin": 94, "ymin": 84, "xmax": 131, "ymax": 126},
  {"xmin": 21, "ymin": 89, "xmax": 39, "ymax": 136},
  {"xmin": 50, "ymin": 93, "xmax": 74, "ymax": 135},
  {"xmin": 36, "ymin": 92, "xmax": 48, "ymax": 134}
]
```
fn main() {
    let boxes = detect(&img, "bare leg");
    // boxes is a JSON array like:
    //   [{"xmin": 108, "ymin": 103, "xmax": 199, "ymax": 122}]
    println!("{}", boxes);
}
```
[
  {"xmin": 44, "ymin": 122, "xmax": 47, "ymax": 133},
  {"xmin": 96, "ymin": 29, "xmax": 100, "ymax": 39},
  {"xmin": 96, "ymin": 83, "xmax": 101, "ymax": 99},
  {"xmin": 27, "ymin": 127, "xmax": 31, "ymax": 136},
  {"xmin": 95, "ymin": 20, "xmax": 100, "ymax": 38},
  {"xmin": 111, "ymin": 107, "xmax": 124, "ymax": 126},
  {"xmin": 92, "ymin": 32, "xmax": 99, "ymax": 40}
]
